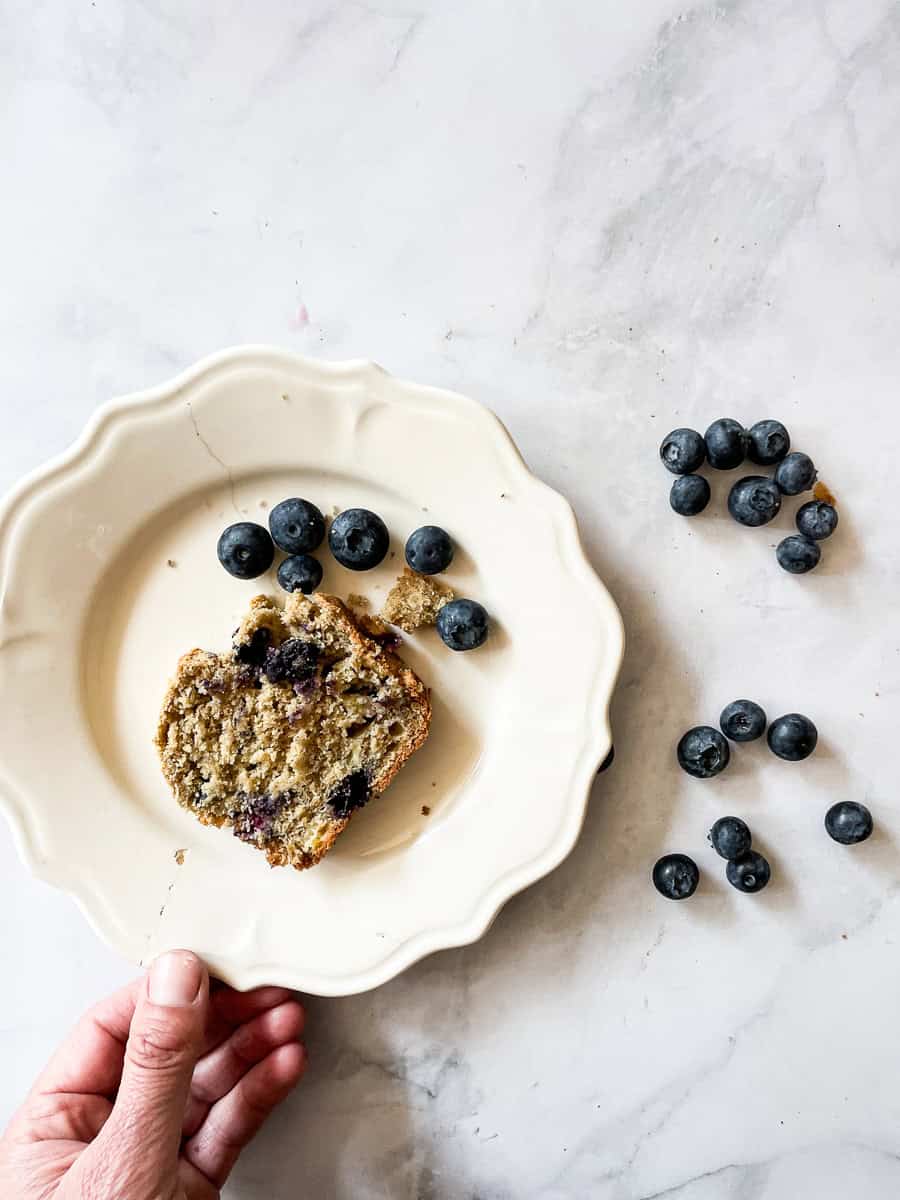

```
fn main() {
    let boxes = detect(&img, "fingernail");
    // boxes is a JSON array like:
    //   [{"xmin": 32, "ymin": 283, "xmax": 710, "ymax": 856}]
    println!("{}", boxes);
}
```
[{"xmin": 149, "ymin": 951, "xmax": 203, "ymax": 1007}]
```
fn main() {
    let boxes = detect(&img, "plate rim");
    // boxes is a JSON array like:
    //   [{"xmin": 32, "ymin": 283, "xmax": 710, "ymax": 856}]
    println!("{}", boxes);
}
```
[{"xmin": 0, "ymin": 345, "xmax": 624, "ymax": 994}]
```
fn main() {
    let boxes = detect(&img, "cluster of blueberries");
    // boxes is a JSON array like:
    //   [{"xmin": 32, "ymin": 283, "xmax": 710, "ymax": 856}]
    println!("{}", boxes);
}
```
[
  {"xmin": 652, "ymin": 699, "xmax": 875, "ymax": 900},
  {"xmin": 659, "ymin": 418, "xmax": 839, "ymax": 573},
  {"xmin": 215, "ymin": 501, "xmax": 489, "ymax": 652}
]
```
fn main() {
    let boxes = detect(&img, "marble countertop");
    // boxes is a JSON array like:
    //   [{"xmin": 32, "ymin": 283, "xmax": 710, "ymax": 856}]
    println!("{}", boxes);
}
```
[{"xmin": 3, "ymin": 2, "xmax": 899, "ymax": 1196}]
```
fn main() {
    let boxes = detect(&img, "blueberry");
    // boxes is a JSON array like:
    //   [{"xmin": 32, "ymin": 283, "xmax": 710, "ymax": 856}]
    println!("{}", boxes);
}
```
[
  {"xmin": 825, "ymin": 801, "xmax": 873, "ymax": 845},
  {"xmin": 677, "ymin": 726, "xmax": 731, "ymax": 779},
  {"xmin": 776, "ymin": 534, "xmax": 821, "ymax": 574},
  {"xmin": 659, "ymin": 428, "xmax": 706, "ymax": 475},
  {"xmin": 268, "ymin": 497, "xmax": 325, "ymax": 554},
  {"xmin": 709, "ymin": 816, "xmax": 753, "ymax": 861},
  {"xmin": 234, "ymin": 626, "xmax": 271, "ymax": 667},
  {"xmin": 767, "ymin": 712, "xmax": 817, "ymax": 761},
  {"xmin": 652, "ymin": 853, "xmax": 700, "ymax": 900},
  {"xmin": 217, "ymin": 522, "xmax": 274, "ymax": 580},
  {"xmin": 328, "ymin": 770, "xmax": 371, "ymax": 818},
  {"xmin": 774, "ymin": 451, "xmax": 817, "ymax": 495},
  {"xmin": 436, "ymin": 598, "xmax": 489, "ymax": 651},
  {"xmin": 727, "ymin": 476, "xmax": 782, "ymax": 527},
  {"xmin": 405, "ymin": 525, "xmax": 454, "ymax": 575},
  {"xmin": 598, "ymin": 745, "xmax": 615, "ymax": 772},
  {"xmin": 704, "ymin": 418, "xmax": 747, "ymax": 470},
  {"xmin": 726, "ymin": 850, "xmax": 771, "ymax": 893},
  {"xmin": 329, "ymin": 508, "xmax": 390, "ymax": 570},
  {"xmin": 670, "ymin": 474, "xmax": 711, "ymax": 516},
  {"xmin": 719, "ymin": 699, "xmax": 767, "ymax": 743},
  {"xmin": 263, "ymin": 638, "xmax": 319, "ymax": 685},
  {"xmin": 277, "ymin": 554, "xmax": 323, "ymax": 594},
  {"xmin": 796, "ymin": 500, "xmax": 838, "ymax": 541},
  {"xmin": 747, "ymin": 420, "xmax": 790, "ymax": 466}
]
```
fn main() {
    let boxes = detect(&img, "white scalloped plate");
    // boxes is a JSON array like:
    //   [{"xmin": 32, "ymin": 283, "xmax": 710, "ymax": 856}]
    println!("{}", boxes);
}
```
[{"xmin": 0, "ymin": 348, "xmax": 623, "ymax": 995}]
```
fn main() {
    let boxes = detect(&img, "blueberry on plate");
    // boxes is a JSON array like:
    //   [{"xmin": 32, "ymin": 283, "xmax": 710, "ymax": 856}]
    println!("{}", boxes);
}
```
[
  {"xmin": 747, "ymin": 419, "xmax": 791, "ymax": 466},
  {"xmin": 328, "ymin": 508, "xmax": 390, "ymax": 570},
  {"xmin": 677, "ymin": 726, "xmax": 731, "ymax": 779},
  {"xmin": 825, "ymin": 801, "xmax": 873, "ymax": 845},
  {"xmin": 652, "ymin": 853, "xmax": 700, "ymax": 900},
  {"xmin": 774, "ymin": 451, "xmax": 817, "ymax": 495},
  {"xmin": 670, "ymin": 474, "xmax": 711, "ymax": 516},
  {"xmin": 709, "ymin": 816, "xmax": 753, "ymax": 861},
  {"xmin": 726, "ymin": 850, "xmax": 771, "ymax": 893},
  {"xmin": 277, "ymin": 554, "xmax": 323, "ymax": 594},
  {"xmin": 268, "ymin": 497, "xmax": 325, "ymax": 554},
  {"xmin": 405, "ymin": 525, "xmax": 454, "ymax": 575},
  {"xmin": 727, "ymin": 476, "xmax": 782, "ymax": 527},
  {"xmin": 704, "ymin": 418, "xmax": 747, "ymax": 470},
  {"xmin": 776, "ymin": 534, "xmax": 821, "ymax": 574},
  {"xmin": 767, "ymin": 712, "xmax": 817, "ymax": 761},
  {"xmin": 436, "ymin": 598, "xmax": 489, "ymax": 651},
  {"xmin": 659, "ymin": 428, "xmax": 706, "ymax": 475},
  {"xmin": 719, "ymin": 699, "xmax": 767, "ymax": 742},
  {"xmin": 217, "ymin": 522, "xmax": 274, "ymax": 580},
  {"xmin": 795, "ymin": 500, "xmax": 838, "ymax": 541}
]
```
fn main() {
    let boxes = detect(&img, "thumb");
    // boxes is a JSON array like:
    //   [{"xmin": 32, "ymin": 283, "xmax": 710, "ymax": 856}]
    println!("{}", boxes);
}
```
[{"xmin": 104, "ymin": 951, "xmax": 208, "ymax": 1182}]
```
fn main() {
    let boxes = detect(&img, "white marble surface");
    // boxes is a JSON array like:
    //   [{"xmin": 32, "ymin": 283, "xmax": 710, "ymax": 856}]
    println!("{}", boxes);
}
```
[{"xmin": 2, "ymin": 1, "xmax": 900, "ymax": 1196}]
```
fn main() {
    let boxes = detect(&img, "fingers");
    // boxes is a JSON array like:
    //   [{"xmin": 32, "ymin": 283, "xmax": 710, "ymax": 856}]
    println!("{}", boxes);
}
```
[
  {"xmin": 89, "ymin": 952, "xmax": 209, "ymax": 1188},
  {"xmin": 183, "ymin": 1000, "xmax": 304, "ymax": 1136},
  {"xmin": 181, "ymin": 1042, "xmax": 306, "ymax": 1189},
  {"xmin": 30, "ymin": 978, "xmax": 141, "ymax": 1101},
  {"xmin": 197, "ymin": 985, "xmax": 296, "ymax": 1058},
  {"xmin": 209, "ymin": 985, "xmax": 294, "ymax": 1027}
]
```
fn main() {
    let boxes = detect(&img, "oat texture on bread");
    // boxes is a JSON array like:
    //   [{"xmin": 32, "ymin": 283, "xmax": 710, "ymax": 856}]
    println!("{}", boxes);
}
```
[
  {"xmin": 381, "ymin": 568, "xmax": 454, "ymax": 632},
  {"xmin": 155, "ymin": 593, "xmax": 431, "ymax": 869}
]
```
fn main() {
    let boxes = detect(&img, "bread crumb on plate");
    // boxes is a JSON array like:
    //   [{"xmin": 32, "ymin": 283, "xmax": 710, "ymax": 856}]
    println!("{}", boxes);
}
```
[{"xmin": 381, "ymin": 568, "xmax": 454, "ymax": 633}]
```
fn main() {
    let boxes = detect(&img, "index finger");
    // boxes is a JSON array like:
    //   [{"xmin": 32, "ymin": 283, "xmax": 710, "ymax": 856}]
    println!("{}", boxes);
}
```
[{"xmin": 31, "ymin": 978, "xmax": 141, "ymax": 1100}]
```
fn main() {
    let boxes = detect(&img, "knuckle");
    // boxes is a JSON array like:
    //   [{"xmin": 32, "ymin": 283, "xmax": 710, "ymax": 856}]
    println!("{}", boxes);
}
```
[{"xmin": 127, "ymin": 1016, "xmax": 193, "ymax": 1073}]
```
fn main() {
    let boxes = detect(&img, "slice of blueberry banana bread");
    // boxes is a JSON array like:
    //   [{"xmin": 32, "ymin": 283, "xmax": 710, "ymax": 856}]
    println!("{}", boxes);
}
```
[{"xmin": 155, "ymin": 593, "xmax": 431, "ymax": 869}]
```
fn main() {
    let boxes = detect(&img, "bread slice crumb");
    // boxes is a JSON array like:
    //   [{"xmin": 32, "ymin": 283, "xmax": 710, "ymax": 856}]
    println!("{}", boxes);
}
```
[
  {"xmin": 381, "ymin": 568, "xmax": 454, "ymax": 633},
  {"xmin": 346, "ymin": 592, "xmax": 370, "ymax": 610}
]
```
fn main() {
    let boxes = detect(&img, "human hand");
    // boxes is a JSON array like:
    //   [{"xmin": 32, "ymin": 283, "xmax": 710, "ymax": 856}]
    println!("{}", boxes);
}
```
[{"xmin": 0, "ymin": 951, "xmax": 306, "ymax": 1199}]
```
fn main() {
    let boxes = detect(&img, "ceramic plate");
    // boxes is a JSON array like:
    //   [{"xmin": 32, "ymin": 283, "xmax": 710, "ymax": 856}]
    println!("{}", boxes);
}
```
[{"xmin": 0, "ymin": 348, "xmax": 623, "ymax": 995}]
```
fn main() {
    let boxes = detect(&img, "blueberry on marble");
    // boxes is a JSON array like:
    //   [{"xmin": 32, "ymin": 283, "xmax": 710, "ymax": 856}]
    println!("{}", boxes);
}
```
[
  {"xmin": 727, "ymin": 476, "xmax": 782, "ymax": 527},
  {"xmin": 774, "ymin": 451, "xmax": 817, "ymax": 495},
  {"xmin": 217, "ymin": 522, "xmax": 274, "ymax": 580},
  {"xmin": 405, "ymin": 525, "xmax": 454, "ymax": 575},
  {"xmin": 825, "ymin": 801, "xmax": 873, "ymax": 845},
  {"xmin": 704, "ymin": 418, "xmax": 747, "ymax": 470},
  {"xmin": 670, "ymin": 474, "xmax": 711, "ymax": 516},
  {"xmin": 277, "ymin": 554, "xmax": 323, "ymax": 594},
  {"xmin": 719, "ymin": 699, "xmax": 767, "ymax": 743},
  {"xmin": 677, "ymin": 726, "xmax": 731, "ymax": 779},
  {"xmin": 709, "ymin": 816, "xmax": 753, "ymax": 861},
  {"xmin": 726, "ymin": 850, "xmax": 771, "ymax": 893},
  {"xmin": 767, "ymin": 712, "xmax": 818, "ymax": 761},
  {"xmin": 747, "ymin": 419, "xmax": 790, "ymax": 466},
  {"xmin": 776, "ymin": 534, "xmax": 821, "ymax": 574},
  {"xmin": 795, "ymin": 500, "xmax": 838, "ymax": 541},
  {"xmin": 436, "ymin": 598, "xmax": 489, "ymax": 651},
  {"xmin": 269, "ymin": 497, "xmax": 325, "ymax": 555},
  {"xmin": 328, "ymin": 508, "xmax": 390, "ymax": 570},
  {"xmin": 652, "ymin": 853, "xmax": 700, "ymax": 900},
  {"xmin": 659, "ymin": 428, "xmax": 706, "ymax": 475}
]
